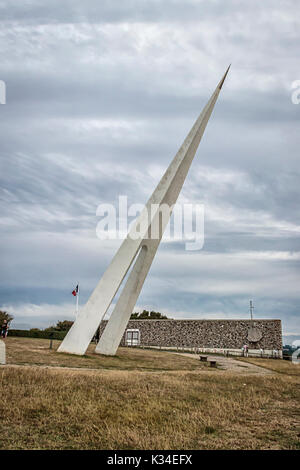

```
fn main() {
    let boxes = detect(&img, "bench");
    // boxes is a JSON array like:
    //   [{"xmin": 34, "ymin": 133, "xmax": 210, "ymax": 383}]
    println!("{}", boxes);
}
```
[
  {"xmin": 199, "ymin": 355, "xmax": 207, "ymax": 362},
  {"xmin": 209, "ymin": 360, "xmax": 217, "ymax": 368}
]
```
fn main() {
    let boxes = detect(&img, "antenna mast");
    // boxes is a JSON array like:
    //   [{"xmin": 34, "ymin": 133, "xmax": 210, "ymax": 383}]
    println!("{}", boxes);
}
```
[{"xmin": 249, "ymin": 300, "xmax": 254, "ymax": 320}]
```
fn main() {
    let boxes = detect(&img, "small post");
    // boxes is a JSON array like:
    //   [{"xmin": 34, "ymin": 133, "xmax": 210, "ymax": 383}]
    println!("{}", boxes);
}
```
[
  {"xmin": 0, "ymin": 339, "xmax": 6, "ymax": 365},
  {"xmin": 49, "ymin": 332, "xmax": 54, "ymax": 350}
]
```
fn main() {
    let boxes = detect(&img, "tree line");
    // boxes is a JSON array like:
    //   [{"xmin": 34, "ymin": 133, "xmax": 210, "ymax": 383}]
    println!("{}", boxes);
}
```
[{"xmin": 1, "ymin": 309, "xmax": 170, "ymax": 338}]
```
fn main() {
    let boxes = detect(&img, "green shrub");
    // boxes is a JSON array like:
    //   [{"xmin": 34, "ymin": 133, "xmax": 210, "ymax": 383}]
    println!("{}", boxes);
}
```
[{"xmin": 8, "ymin": 329, "xmax": 67, "ymax": 340}]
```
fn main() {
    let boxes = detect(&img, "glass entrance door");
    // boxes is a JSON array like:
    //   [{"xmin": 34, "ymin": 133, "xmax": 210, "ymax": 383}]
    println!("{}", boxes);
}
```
[{"xmin": 125, "ymin": 329, "xmax": 140, "ymax": 346}]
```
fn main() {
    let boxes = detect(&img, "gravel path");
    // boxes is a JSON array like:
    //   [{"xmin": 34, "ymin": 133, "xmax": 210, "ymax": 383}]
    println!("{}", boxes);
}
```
[
  {"xmin": 175, "ymin": 353, "xmax": 272, "ymax": 375},
  {"xmin": 1, "ymin": 354, "xmax": 272, "ymax": 376}
]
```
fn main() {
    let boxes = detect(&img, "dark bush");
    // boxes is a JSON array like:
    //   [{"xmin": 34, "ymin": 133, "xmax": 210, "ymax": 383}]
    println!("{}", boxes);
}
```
[{"xmin": 8, "ymin": 329, "xmax": 67, "ymax": 340}]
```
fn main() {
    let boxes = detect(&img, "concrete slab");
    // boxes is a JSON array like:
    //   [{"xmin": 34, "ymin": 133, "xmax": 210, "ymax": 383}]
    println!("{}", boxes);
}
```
[{"xmin": 0, "ymin": 340, "xmax": 6, "ymax": 365}]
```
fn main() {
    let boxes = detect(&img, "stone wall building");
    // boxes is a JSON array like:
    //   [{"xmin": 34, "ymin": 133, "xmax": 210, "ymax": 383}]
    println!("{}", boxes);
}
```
[{"xmin": 99, "ymin": 319, "xmax": 282, "ymax": 351}]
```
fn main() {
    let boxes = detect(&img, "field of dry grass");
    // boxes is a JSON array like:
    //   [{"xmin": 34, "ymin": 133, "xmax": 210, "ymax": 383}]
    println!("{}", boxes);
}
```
[
  {"xmin": 4, "ymin": 337, "xmax": 205, "ymax": 371},
  {"xmin": 1, "ymin": 337, "xmax": 299, "ymax": 450},
  {"xmin": 238, "ymin": 357, "xmax": 300, "ymax": 377}
]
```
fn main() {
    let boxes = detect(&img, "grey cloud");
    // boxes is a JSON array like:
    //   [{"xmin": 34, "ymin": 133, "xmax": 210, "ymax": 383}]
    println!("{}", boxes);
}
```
[
  {"xmin": 1, "ymin": 0, "xmax": 288, "ymax": 25},
  {"xmin": 0, "ymin": 0, "xmax": 299, "ymax": 336}
]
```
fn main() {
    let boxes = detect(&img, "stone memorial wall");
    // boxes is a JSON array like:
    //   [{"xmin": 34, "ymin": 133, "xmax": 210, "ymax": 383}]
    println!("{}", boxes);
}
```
[{"xmin": 98, "ymin": 319, "xmax": 282, "ymax": 350}]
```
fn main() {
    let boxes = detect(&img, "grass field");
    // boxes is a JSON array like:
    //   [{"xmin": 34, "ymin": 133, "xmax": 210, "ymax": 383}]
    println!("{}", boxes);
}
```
[
  {"xmin": 0, "ymin": 337, "xmax": 299, "ymax": 450},
  {"xmin": 238, "ymin": 356, "xmax": 300, "ymax": 377},
  {"xmin": 4, "ymin": 337, "xmax": 205, "ymax": 371}
]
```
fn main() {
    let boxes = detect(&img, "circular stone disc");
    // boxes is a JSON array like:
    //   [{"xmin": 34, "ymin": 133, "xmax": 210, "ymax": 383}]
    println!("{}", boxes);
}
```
[{"xmin": 247, "ymin": 327, "xmax": 263, "ymax": 343}]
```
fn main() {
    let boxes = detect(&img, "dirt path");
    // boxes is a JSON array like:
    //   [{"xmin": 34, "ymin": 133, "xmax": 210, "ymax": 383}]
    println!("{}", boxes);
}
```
[
  {"xmin": 0, "ymin": 363, "xmax": 138, "ymax": 376},
  {"xmin": 1, "ymin": 354, "xmax": 272, "ymax": 376},
  {"xmin": 175, "ymin": 353, "xmax": 272, "ymax": 375}
]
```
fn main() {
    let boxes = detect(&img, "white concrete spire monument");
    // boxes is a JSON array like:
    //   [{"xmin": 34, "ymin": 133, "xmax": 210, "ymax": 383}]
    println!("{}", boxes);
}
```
[{"xmin": 58, "ymin": 67, "xmax": 230, "ymax": 356}]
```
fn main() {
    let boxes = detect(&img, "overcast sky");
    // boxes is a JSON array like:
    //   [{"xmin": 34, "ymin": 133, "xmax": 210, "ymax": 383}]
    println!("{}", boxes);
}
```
[{"xmin": 0, "ymin": 0, "xmax": 299, "ymax": 342}]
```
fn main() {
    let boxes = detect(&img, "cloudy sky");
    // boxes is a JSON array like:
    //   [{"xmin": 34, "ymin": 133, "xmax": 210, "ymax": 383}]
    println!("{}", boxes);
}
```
[{"xmin": 0, "ymin": 0, "xmax": 299, "ymax": 342}]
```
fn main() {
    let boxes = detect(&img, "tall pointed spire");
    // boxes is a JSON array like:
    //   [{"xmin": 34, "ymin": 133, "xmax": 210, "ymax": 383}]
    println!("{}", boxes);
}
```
[
  {"xmin": 218, "ymin": 64, "xmax": 231, "ymax": 89},
  {"xmin": 58, "ymin": 68, "xmax": 230, "ymax": 356}
]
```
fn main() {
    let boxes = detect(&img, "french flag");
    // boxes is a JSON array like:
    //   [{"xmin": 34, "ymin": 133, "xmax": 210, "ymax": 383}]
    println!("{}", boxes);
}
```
[{"xmin": 72, "ymin": 285, "xmax": 79, "ymax": 296}]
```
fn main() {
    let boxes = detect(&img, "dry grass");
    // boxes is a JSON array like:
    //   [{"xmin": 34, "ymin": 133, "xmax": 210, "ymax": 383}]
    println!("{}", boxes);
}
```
[
  {"xmin": 0, "ymin": 366, "xmax": 299, "ymax": 450},
  {"xmin": 5, "ymin": 337, "xmax": 205, "ymax": 371},
  {"xmin": 238, "ymin": 357, "xmax": 300, "ymax": 377},
  {"xmin": 1, "ymin": 338, "xmax": 299, "ymax": 450}
]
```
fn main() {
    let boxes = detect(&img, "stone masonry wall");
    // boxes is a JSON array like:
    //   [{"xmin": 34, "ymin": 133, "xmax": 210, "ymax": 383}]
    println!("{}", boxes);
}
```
[{"xmin": 99, "ymin": 319, "xmax": 282, "ymax": 350}]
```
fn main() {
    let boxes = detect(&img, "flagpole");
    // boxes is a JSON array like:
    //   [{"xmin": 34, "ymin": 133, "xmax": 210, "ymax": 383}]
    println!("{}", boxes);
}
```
[{"xmin": 76, "ymin": 283, "xmax": 79, "ymax": 317}]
